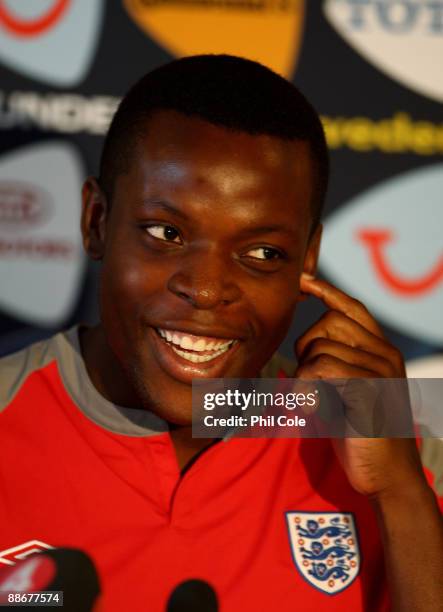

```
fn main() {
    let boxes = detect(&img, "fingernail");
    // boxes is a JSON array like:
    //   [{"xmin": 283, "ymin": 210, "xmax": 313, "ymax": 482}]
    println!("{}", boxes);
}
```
[{"xmin": 301, "ymin": 273, "xmax": 315, "ymax": 280}]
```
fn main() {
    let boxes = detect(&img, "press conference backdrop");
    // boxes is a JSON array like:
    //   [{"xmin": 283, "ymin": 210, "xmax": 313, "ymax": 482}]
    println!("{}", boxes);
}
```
[{"xmin": 0, "ymin": 0, "xmax": 442, "ymax": 374}]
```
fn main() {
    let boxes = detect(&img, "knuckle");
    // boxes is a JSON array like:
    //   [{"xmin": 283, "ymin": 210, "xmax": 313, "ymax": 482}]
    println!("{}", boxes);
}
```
[
  {"xmin": 307, "ymin": 338, "xmax": 331, "ymax": 357},
  {"xmin": 323, "ymin": 309, "xmax": 341, "ymax": 327},
  {"xmin": 295, "ymin": 363, "xmax": 315, "ymax": 379},
  {"xmin": 388, "ymin": 346, "xmax": 404, "ymax": 371},
  {"xmin": 380, "ymin": 358, "xmax": 397, "ymax": 378},
  {"xmin": 353, "ymin": 297, "xmax": 368, "ymax": 312},
  {"xmin": 312, "ymin": 353, "xmax": 335, "ymax": 371},
  {"xmin": 351, "ymin": 296, "xmax": 371, "ymax": 316}
]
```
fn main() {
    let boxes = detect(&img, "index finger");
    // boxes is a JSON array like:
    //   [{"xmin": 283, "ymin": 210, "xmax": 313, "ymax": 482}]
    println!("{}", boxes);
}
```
[{"xmin": 300, "ymin": 273, "xmax": 385, "ymax": 339}]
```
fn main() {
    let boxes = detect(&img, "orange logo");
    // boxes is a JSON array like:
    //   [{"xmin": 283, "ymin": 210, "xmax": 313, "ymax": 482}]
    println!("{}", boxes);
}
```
[{"xmin": 124, "ymin": 0, "xmax": 305, "ymax": 78}]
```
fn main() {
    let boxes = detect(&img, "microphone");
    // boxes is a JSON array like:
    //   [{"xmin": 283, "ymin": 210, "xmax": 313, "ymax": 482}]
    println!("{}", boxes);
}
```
[
  {"xmin": 0, "ymin": 548, "xmax": 101, "ymax": 611},
  {"xmin": 167, "ymin": 579, "xmax": 218, "ymax": 612}
]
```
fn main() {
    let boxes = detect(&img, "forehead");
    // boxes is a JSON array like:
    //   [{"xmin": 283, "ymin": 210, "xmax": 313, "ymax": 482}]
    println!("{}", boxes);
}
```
[{"xmin": 115, "ymin": 110, "xmax": 314, "ymax": 226}]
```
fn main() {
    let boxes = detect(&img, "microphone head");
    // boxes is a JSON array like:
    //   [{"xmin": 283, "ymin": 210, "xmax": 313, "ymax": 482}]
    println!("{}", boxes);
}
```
[
  {"xmin": 43, "ymin": 548, "xmax": 101, "ymax": 609},
  {"xmin": 167, "ymin": 578, "xmax": 218, "ymax": 612}
]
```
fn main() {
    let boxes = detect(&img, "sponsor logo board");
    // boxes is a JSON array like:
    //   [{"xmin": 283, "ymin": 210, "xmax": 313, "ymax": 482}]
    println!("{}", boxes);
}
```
[
  {"xmin": 0, "ymin": 142, "xmax": 85, "ymax": 326},
  {"xmin": 124, "ymin": 0, "xmax": 305, "ymax": 78},
  {"xmin": 324, "ymin": 0, "xmax": 443, "ymax": 102},
  {"xmin": 319, "ymin": 163, "xmax": 443, "ymax": 343},
  {"xmin": 0, "ymin": 0, "xmax": 104, "ymax": 87}
]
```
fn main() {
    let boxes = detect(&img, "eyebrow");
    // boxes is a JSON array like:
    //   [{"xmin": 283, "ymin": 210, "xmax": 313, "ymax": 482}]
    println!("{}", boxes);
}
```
[
  {"xmin": 238, "ymin": 225, "xmax": 299, "ymax": 239},
  {"xmin": 138, "ymin": 199, "xmax": 298, "ymax": 237},
  {"xmin": 137, "ymin": 199, "xmax": 189, "ymax": 221}
]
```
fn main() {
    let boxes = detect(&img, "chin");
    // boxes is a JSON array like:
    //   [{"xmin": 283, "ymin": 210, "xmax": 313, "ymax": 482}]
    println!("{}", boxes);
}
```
[
  {"xmin": 140, "ymin": 389, "xmax": 193, "ymax": 426},
  {"xmin": 127, "ymin": 364, "xmax": 193, "ymax": 423},
  {"xmin": 163, "ymin": 411, "xmax": 193, "ymax": 427},
  {"xmin": 151, "ymin": 402, "xmax": 194, "ymax": 427},
  {"xmin": 140, "ymin": 385, "xmax": 193, "ymax": 424}
]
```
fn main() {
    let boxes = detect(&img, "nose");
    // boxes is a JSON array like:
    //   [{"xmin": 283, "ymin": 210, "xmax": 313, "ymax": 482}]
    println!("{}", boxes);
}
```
[{"xmin": 167, "ymin": 248, "xmax": 242, "ymax": 309}]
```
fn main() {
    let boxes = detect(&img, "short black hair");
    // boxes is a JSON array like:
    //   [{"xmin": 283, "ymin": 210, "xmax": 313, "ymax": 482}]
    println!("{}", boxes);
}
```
[{"xmin": 99, "ymin": 54, "xmax": 329, "ymax": 229}]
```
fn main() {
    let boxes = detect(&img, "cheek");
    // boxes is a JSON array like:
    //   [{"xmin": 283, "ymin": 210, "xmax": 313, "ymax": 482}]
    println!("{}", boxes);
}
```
[
  {"xmin": 253, "ymin": 280, "xmax": 298, "ymax": 341},
  {"xmin": 98, "ymin": 260, "xmax": 161, "ymax": 360},
  {"xmin": 264, "ymin": 300, "xmax": 296, "ymax": 338},
  {"xmin": 98, "ymin": 256, "xmax": 160, "ymax": 332},
  {"xmin": 241, "ymin": 284, "xmax": 297, "ymax": 375},
  {"xmin": 102, "ymin": 247, "xmax": 163, "ymax": 299}
]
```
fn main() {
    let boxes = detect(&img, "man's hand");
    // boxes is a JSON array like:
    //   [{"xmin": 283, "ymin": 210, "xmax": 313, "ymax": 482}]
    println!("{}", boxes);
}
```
[
  {"xmin": 295, "ymin": 273, "xmax": 443, "ymax": 611},
  {"xmin": 295, "ymin": 273, "xmax": 427, "ymax": 500}
]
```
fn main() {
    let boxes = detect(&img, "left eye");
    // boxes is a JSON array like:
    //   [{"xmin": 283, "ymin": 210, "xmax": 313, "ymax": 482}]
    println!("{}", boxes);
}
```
[
  {"xmin": 245, "ymin": 247, "xmax": 282, "ymax": 260},
  {"xmin": 146, "ymin": 225, "xmax": 181, "ymax": 243}
]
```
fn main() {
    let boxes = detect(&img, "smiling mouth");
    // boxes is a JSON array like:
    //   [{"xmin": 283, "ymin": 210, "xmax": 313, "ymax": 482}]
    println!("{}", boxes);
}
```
[{"xmin": 155, "ymin": 327, "xmax": 238, "ymax": 363}]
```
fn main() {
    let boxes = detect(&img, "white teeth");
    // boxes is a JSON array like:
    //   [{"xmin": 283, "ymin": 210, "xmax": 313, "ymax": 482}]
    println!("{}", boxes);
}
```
[
  {"xmin": 217, "ymin": 340, "xmax": 232, "ymax": 351},
  {"xmin": 193, "ymin": 338, "xmax": 206, "ymax": 351},
  {"xmin": 181, "ymin": 336, "xmax": 194, "ymax": 350},
  {"xmin": 157, "ymin": 328, "xmax": 235, "ymax": 353},
  {"xmin": 170, "ymin": 345, "xmax": 229, "ymax": 363}
]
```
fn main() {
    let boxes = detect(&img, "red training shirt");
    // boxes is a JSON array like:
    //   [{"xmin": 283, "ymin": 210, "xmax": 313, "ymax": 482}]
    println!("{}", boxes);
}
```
[{"xmin": 0, "ymin": 327, "xmax": 441, "ymax": 611}]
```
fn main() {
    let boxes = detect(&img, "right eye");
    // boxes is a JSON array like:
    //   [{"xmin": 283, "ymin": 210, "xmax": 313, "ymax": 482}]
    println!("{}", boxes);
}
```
[{"xmin": 145, "ymin": 225, "xmax": 182, "ymax": 244}]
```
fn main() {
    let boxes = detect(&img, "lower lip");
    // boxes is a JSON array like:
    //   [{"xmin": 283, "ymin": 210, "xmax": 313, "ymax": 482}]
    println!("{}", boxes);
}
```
[{"xmin": 148, "ymin": 327, "xmax": 242, "ymax": 384}]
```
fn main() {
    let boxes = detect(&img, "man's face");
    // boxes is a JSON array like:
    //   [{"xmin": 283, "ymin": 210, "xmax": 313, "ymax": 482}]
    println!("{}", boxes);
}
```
[{"xmin": 84, "ymin": 110, "xmax": 320, "ymax": 423}]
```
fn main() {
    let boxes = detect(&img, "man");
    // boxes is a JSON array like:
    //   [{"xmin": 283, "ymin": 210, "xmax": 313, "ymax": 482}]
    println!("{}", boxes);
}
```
[{"xmin": 0, "ymin": 55, "xmax": 442, "ymax": 611}]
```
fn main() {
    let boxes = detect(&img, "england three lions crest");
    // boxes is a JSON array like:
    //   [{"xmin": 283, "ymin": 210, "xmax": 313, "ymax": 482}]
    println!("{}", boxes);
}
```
[{"xmin": 286, "ymin": 511, "xmax": 360, "ymax": 595}]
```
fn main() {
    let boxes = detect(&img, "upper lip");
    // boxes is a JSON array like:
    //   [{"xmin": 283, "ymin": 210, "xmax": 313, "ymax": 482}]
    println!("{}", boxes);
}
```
[{"xmin": 152, "ymin": 322, "xmax": 247, "ymax": 341}]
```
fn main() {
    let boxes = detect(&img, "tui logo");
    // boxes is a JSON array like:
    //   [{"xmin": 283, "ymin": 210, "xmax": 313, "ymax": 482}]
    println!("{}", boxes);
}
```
[
  {"xmin": 319, "ymin": 163, "xmax": 443, "ymax": 344},
  {"xmin": 324, "ymin": 0, "xmax": 443, "ymax": 102},
  {"xmin": 0, "ymin": 0, "xmax": 104, "ymax": 87}
]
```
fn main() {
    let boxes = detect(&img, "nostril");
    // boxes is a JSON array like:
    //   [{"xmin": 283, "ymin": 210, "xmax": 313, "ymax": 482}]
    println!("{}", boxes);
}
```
[
  {"xmin": 177, "ymin": 291, "xmax": 192, "ymax": 302},
  {"xmin": 168, "ymin": 272, "xmax": 240, "ymax": 308}
]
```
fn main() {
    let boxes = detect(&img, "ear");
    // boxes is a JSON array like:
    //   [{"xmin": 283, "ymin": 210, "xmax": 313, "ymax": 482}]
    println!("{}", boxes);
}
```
[
  {"xmin": 81, "ymin": 177, "xmax": 108, "ymax": 261},
  {"xmin": 297, "ymin": 224, "xmax": 322, "ymax": 302},
  {"xmin": 302, "ymin": 223, "xmax": 322, "ymax": 277}
]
